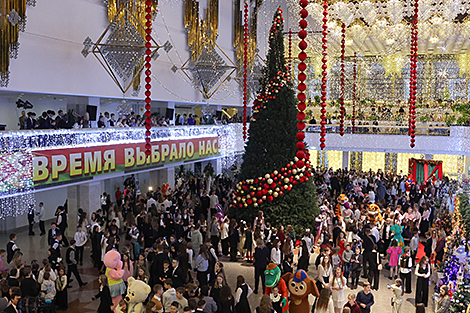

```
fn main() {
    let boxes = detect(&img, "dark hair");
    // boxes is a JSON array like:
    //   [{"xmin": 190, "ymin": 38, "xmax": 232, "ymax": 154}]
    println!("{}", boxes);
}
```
[
  {"xmin": 219, "ymin": 285, "xmax": 232, "ymax": 302},
  {"xmin": 197, "ymin": 300, "xmax": 206, "ymax": 308},
  {"xmin": 164, "ymin": 278, "xmax": 173, "ymax": 286},
  {"xmin": 316, "ymin": 288, "xmax": 331, "ymax": 311},
  {"xmin": 391, "ymin": 239, "xmax": 397, "ymax": 247},
  {"xmin": 70, "ymin": 240, "xmax": 76, "ymax": 246},
  {"xmin": 10, "ymin": 286, "xmax": 21, "ymax": 298},
  {"xmin": 9, "ymin": 234, "xmax": 16, "ymax": 240},
  {"xmin": 171, "ymin": 301, "xmax": 180, "ymax": 308},
  {"xmin": 236, "ymin": 275, "xmax": 245, "ymax": 289},
  {"xmin": 415, "ymin": 303, "xmax": 425, "ymax": 313}
]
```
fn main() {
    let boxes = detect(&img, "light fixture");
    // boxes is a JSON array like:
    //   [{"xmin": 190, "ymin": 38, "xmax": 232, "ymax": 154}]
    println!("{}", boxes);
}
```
[
  {"xmin": 429, "ymin": 35, "xmax": 440, "ymax": 44},
  {"xmin": 148, "ymin": 186, "xmax": 153, "ymax": 191},
  {"xmin": 16, "ymin": 99, "xmax": 33, "ymax": 109},
  {"xmin": 345, "ymin": 38, "xmax": 354, "ymax": 46},
  {"xmin": 385, "ymin": 38, "xmax": 395, "ymax": 45}
]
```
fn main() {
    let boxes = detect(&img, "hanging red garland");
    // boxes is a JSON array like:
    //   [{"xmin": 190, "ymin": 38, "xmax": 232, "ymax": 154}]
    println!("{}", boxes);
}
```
[
  {"xmin": 409, "ymin": 0, "xmax": 418, "ymax": 148},
  {"xmin": 352, "ymin": 52, "xmax": 357, "ymax": 134},
  {"xmin": 296, "ymin": 0, "xmax": 309, "ymax": 168},
  {"xmin": 339, "ymin": 23, "xmax": 345, "ymax": 136},
  {"xmin": 242, "ymin": 1, "xmax": 249, "ymax": 141},
  {"xmin": 144, "ymin": 0, "xmax": 153, "ymax": 156},
  {"xmin": 288, "ymin": 28, "xmax": 292, "ymax": 73},
  {"xmin": 319, "ymin": 0, "xmax": 328, "ymax": 150}
]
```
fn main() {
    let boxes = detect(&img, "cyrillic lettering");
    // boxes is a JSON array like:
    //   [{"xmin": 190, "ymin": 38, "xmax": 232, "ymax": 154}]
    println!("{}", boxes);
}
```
[
  {"xmin": 199, "ymin": 141, "xmax": 205, "ymax": 156},
  {"xmin": 170, "ymin": 143, "xmax": 178, "ymax": 161},
  {"xmin": 136, "ymin": 147, "xmax": 147, "ymax": 166},
  {"xmin": 206, "ymin": 140, "xmax": 213, "ymax": 155},
  {"xmin": 84, "ymin": 151, "xmax": 102, "ymax": 174},
  {"xmin": 187, "ymin": 142, "xmax": 194, "ymax": 158},
  {"xmin": 70, "ymin": 153, "xmax": 82, "ymax": 176},
  {"xmin": 33, "ymin": 156, "xmax": 49, "ymax": 182},
  {"xmin": 103, "ymin": 150, "xmax": 116, "ymax": 171},
  {"xmin": 161, "ymin": 144, "xmax": 170, "ymax": 162},
  {"xmin": 178, "ymin": 143, "xmax": 186, "ymax": 159},
  {"xmin": 152, "ymin": 145, "xmax": 160, "ymax": 163},
  {"xmin": 213, "ymin": 139, "xmax": 219, "ymax": 153},
  {"xmin": 51, "ymin": 155, "xmax": 67, "ymax": 180},
  {"xmin": 125, "ymin": 148, "xmax": 135, "ymax": 167}
]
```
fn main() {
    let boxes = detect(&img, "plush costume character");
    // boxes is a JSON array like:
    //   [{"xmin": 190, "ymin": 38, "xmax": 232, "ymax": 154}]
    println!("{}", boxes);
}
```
[
  {"xmin": 281, "ymin": 269, "xmax": 319, "ymax": 313},
  {"xmin": 103, "ymin": 250, "xmax": 126, "ymax": 310},
  {"xmin": 367, "ymin": 203, "xmax": 383, "ymax": 224},
  {"xmin": 116, "ymin": 277, "xmax": 151, "ymax": 313},
  {"xmin": 335, "ymin": 194, "xmax": 350, "ymax": 219},
  {"xmin": 265, "ymin": 263, "xmax": 288, "ymax": 312}
]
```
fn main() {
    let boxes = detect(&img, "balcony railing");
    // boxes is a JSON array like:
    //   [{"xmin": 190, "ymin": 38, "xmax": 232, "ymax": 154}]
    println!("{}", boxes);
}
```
[{"xmin": 306, "ymin": 124, "xmax": 450, "ymax": 136}]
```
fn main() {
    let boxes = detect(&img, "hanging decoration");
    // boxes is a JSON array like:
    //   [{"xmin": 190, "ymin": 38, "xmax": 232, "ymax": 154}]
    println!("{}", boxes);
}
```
[
  {"xmin": 181, "ymin": 0, "xmax": 237, "ymax": 99},
  {"xmin": 339, "ymin": 23, "xmax": 345, "ymax": 136},
  {"xmin": 297, "ymin": 0, "xmax": 309, "ymax": 159},
  {"xmin": 0, "ymin": 0, "xmax": 36, "ymax": 87},
  {"xmin": 288, "ymin": 28, "xmax": 293, "ymax": 72},
  {"xmin": 352, "ymin": 52, "xmax": 357, "ymax": 133},
  {"xmin": 242, "ymin": 1, "xmax": 249, "ymax": 141},
  {"xmin": 144, "ymin": 0, "xmax": 153, "ymax": 156},
  {"xmin": 82, "ymin": 1, "xmax": 160, "ymax": 95},
  {"xmin": 409, "ymin": 0, "xmax": 419, "ymax": 148},
  {"xmin": 252, "ymin": 71, "xmax": 290, "ymax": 120},
  {"xmin": 234, "ymin": 0, "xmax": 262, "ymax": 69},
  {"xmin": 319, "ymin": 0, "xmax": 329, "ymax": 150}
]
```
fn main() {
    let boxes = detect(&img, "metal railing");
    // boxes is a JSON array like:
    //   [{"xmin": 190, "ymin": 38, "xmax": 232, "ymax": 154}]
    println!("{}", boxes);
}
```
[{"xmin": 306, "ymin": 124, "xmax": 450, "ymax": 136}]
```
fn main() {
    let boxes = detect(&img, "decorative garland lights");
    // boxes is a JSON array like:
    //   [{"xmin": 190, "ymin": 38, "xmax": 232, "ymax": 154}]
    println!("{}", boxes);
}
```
[
  {"xmin": 144, "ymin": 0, "xmax": 153, "ymax": 156},
  {"xmin": 409, "ymin": 0, "xmax": 419, "ymax": 148},
  {"xmin": 352, "ymin": 52, "xmax": 357, "ymax": 134},
  {"xmin": 297, "ymin": 0, "xmax": 309, "ymax": 163},
  {"xmin": 232, "ymin": 160, "xmax": 313, "ymax": 208},
  {"xmin": 242, "ymin": 1, "xmax": 249, "ymax": 141},
  {"xmin": 339, "ymin": 23, "xmax": 345, "ymax": 136},
  {"xmin": 288, "ymin": 29, "xmax": 293, "ymax": 72},
  {"xmin": 319, "ymin": 0, "xmax": 328, "ymax": 149},
  {"xmin": 252, "ymin": 70, "xmax": 290, "ymax": 120}
]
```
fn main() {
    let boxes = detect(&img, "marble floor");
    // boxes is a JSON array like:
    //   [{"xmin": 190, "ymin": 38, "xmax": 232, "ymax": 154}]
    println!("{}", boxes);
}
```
[{"xmin": 1, "ymin": 226, "xmax": 436, "ymax": 312}]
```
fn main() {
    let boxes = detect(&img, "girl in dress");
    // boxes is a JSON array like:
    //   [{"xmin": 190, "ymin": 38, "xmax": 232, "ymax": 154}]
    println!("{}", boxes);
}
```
[
  {"xmin": 316, "ymin": 255, "xmax": 332, "ymax": 293},
  {"xmin": 314, "ymin": 288, "xmax": 334, "ymax": 313},
  {"xmin": 330, "ymin": 267, "xmax": 346, "ymax": 313},
  {"xmin": 256, "ymin": 295, "xmax": 274, "ymax": 313},
  {"xmin": 121, "ymin": 252, "xmax": 133, "ymax": 283},
  {"xmin": 386, "ymin": 239, "xmax": 402, "ymax": 280},
  {"xmin": 297, "ymin": 240, "xmax": 310, "ymax": 271},
  {"xmin": 269, "ymin": 285, "xmax": 285, "ymax": 313},
  {"xmin": 388, "ymin": 278, "xmax": 403, "ymax": 313},
  {"xmin": 55, "ymin": 267, "xmax": 68, "ymax": 311},
  {"xmin": 244, "ymin": 223, "xmax": 254, "ymax": 263},
  {"xmin": 93, "ymin": 275, "xmax": 113, "ymax": 313},
  {"xmin": 234, "ymin": 275, "xmax": 252, "ymax": 313},
  {"xmin": 415, "ymin": 256, "xmax": 431, "ymax": 307},
  {"xmin": 435, "ymin": 285, "xmax": 451, "ymax": 313}
]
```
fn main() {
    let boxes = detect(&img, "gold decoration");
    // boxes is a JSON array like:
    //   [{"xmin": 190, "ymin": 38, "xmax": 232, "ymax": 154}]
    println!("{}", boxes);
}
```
[{"xmin": 233, "ymin": 0, "xmax": 261, "ymax": 67}]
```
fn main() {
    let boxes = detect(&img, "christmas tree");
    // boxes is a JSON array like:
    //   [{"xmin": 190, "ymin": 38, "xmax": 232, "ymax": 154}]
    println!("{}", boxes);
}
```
[
  {"xmin": 231, "ymin": 8, "xmax": 318, "ymax": 230},
  {"xmin": 450, "ymin": 277, "xmax": 470, "ymax": 313}
]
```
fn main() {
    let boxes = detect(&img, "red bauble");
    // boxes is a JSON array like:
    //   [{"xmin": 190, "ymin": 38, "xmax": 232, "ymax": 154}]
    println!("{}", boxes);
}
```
[
  {"xmin": 297, "ymin": 131, "xmax": 305, "ymax": 140},
  {"xmin": 299, "ymin": 19, "xmax": 308, "ymax": 29},
  {"xmin": 296, "ymin": 160, "xmax": 305, "ymax": 168},
  {"xmin": 297, "ymin": 122, "xmax": 306, "ymax": 130},
  {"xmin": 296, "ymin": 142, "xmax": 305, "ymax": 150},
  {"xmin": 300, "ymin": 0, "xmax": 309, "ymax": 7},
  {"xmin": 297, "ymin": 93, "xmax": 306, "ymax": 102},
  {"xmin": 267, "ymin": 196, "xmax": 273, "ymax": 202},
  {"xmin": 247, "ymin": 199, "xmax": 253, "ymax": 205},
  {"xmin": 299, "ymin": 40, "xmax": 307, "ymax": 50},
  {"xmin": 297, "ymin": 112, "xmax": 306, "ymax": 121},
  {"xmin": 298, "ymin": 72, "xmax": 307, "ymax": 81},
  {"xmin": 296, "ymin": 150, "xmax": 306, "ymax": 160},
  {"xmin": 298, "ymin": 62, "xmax": 307, "ymax": 71},
  {"xmin": 298, "ymin": 102, "xmax": 306, "ymax": 111},
  {"xmin": 299, "ymin": 29, "xmax": 307, "ymax": 39}
]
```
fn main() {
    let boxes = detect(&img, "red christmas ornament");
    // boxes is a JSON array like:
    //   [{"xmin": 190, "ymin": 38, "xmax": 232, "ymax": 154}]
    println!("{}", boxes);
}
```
[
  {"xmin": 409, "ymin": 0, "xmax": 418, "ymax": 148},
  {"xmin": 288, "ymin": 29, "xmax": 293, "ymax": 73},
  {"xmin": 319, "ymin": 0, "xmax": 328, "ymax": 150},
  {"xmin": 339, "ymin": 23, "xmax": 346, "ymax": 136},
  {"xmin": 352, "ymin": 52, "xmax": 357, "ymax": 134},
  {"xmin": 242, "ymin": 1, "xmax": 249, "ymax": 141},
  {"xmin": 143, "ymin": 1, "xmax": 153, "ymax": 156}
]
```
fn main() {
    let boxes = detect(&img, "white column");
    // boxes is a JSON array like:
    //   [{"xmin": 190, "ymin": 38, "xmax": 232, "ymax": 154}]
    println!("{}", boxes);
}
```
[
  {"xmin": 67, "ymin": 181, "xmax": 101, "ymax": 237},
  {"xmin": 342, "ymin": 151, "xmax": 349, "ymax": 170}
]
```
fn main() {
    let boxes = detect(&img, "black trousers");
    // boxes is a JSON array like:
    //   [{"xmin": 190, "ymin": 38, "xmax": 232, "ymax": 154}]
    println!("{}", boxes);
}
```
[
  {"xmin": 416, "ymin": 277, "xmax": 429, "ymax": 307},
  {"xmin": 76, "ymin": 246, "xmax": 84, "ymax": 265},
  {"xmin": 254, "ymin": 267, "xmax": 265, "ymax": 292},
  {"xmin": 59, "ymin": 228, "xmax": 69, "ymax": 246},
  {"xmin": 221, "ymin": 238, "xmax": 229, "ymax": 255},
  {"xmin": 211, "ymin": 236, "xmax": 219, "ymax": 255},
  {"xmin": 39, "ymin": 220, "xmax": 45, "ymax": 234},
  {"xmin": 197, "ymin": 270, "xmax": 208, "ymax": 287},
  {"xmin": 368, "ymin": 268, "xmax": 379, "ymax": 290},
  {"xmin": 28, "ymin": 221, "xmax": 35, "ymax": 235},
  {"xmin": 400, "ymin": 271, "xmax": 412, "ymax": 293},
  {"xmin": 362, "ymin": 251, "xmax": 370, "ymax": 277},
  {"xmin": 351, "ymin": 270, "xmax": 361, "ymax": 286},
  {"xmin": 67, "ymin": 264, "xmax": 84, "ymax": 286}
]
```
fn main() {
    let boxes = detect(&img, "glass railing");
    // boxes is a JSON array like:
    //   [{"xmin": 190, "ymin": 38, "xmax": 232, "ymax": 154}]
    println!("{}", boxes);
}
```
[{"xmin": 306, "ymin": 124, "xmax": 450, "ymax": 136}]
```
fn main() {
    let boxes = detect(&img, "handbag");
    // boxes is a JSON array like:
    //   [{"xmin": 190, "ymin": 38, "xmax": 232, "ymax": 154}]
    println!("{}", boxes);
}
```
[
  {"xmin": 377, "ymin": 252, "xmax": 382, "ymax": 271},
  {"xmin": 391, "ymin": 297, "xmax": 394, "ymax": 306},
  {"xmin": 378, "ymin": 264, "xmax": 383, "ymax": 271}
]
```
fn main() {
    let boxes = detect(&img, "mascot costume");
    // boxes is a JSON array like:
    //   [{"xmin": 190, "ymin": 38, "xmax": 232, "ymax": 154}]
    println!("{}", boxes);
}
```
[
  {"xmin": 335, "ymin": 194, "xmax": 350, "ymax": 219},
  {"xmin": 264, "ymin": 263, "xmax": 288, "ymax": 312},
  {"xmin": 104, "ymin": 250, "xmax": 127, "ymax": 310},
  {"xmin": 367, "ymin": 203, "xmax": 383, "ymax": 225},
  {"xmin": 116, "ymin": 277, "xmax": 151, "ymax": 313},
  {"xmin": 282, "ymin": 269, "xmax": 319, "ymax": 313}
]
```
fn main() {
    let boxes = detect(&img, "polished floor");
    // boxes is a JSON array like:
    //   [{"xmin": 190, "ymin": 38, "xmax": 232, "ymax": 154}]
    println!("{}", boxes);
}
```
[{"xmin": 2, "ymin": 226, "xmax": 436, "ymax": 312}]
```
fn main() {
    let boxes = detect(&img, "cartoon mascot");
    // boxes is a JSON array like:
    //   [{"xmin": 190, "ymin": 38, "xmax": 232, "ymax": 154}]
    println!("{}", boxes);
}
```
[
  {"xmin": 367, "ymin": 203, "xmax": 383, "ymax": 225},
  {"xmin": 282, "ymin": 269, "xmax": 319, "ymax": 313},
  {"xmin": 265, "ymin": 263, "xmax": 288, "ymax": 312},
  {"xmin": 335, "ymin": 194, "xmax": 350, "ymax": 219}
]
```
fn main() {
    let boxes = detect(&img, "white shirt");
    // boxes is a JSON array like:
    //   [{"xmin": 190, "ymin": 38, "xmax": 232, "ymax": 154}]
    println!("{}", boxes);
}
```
[
  {"xmin": 36, "ymin": 205, "xmax": 45, "ymax": 221},
  {"xmin": 74, "ymin": 230, "xmax": 87, "ymax": 247},
  {"xmin": 147, "ymin": 198, "xmax": 157, "ymax": 209},
  {"xmin": 209, "ymin": 195, "xmax": 219, "ymax": 209},
  {"xmin": 371, "ymin": 227, "xmax": 380, "ymax": 242},
  {"xmin": 221, "ymin": 223, "xmax": 229, "ymax": 240},
  {"xmin": 235, "ymin": 283, "xmax": 253, "ymax": 304},
  {"xmin": 415, "ymin": 264, "xmax": 431, "ymax": 278},
  {"xmin": 271, "ymin": 248, "xmax": 281, "ymax": 265},
  {"xmin": 163, "ymin": 199, "xmax": 172, "ymax": 209}
]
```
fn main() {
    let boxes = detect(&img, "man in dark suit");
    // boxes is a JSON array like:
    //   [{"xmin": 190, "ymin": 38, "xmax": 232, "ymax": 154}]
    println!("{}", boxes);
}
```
[
  {"xmin": 56, "ymin": 206, "xmax": 69, "ymax": 247},
  {"xmin": 48, "ymin": 223, "xmax": 59, "ymax": 246},
  {"xmin": 171, "ymin": 258, "xmax": 186, "ymax": 288},
  {"xmin": 150, "ymin": 244, "xmax": 169, "ymax": 287},
  {"xmin": 362, "ymin": 227, "xmax": 375, "ymax": 278},
  {"xmin": 4, "ymin": 287, "xmax": 21, "ymax": 313},
  {"xmin": 25, "ymin": 112, "xmax": 37, "ymax": 129}
]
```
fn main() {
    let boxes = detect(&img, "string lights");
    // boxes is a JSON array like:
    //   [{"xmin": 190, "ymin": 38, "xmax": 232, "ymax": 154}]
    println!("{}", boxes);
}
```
[
  {"xmin": 297, "ymin": 0, "xmax": 309, "ymax": 166},
  {"xmin": 352, "ymin": 52, "xmax": 357, "ymax": 133},
  {"xmin": 243, "ymin": 0, "xmax": 249, "ymax": 141},
  {"xmin": 288, "ymin": 28, "xmax": 293, "ymax": 73},
  {"xmin": 340, "ymin": 23, "xmax": 345, "ymax": 136},
  {"xmin": 144, "ymin": 0, "xmax": 153, "ymax": 156}
]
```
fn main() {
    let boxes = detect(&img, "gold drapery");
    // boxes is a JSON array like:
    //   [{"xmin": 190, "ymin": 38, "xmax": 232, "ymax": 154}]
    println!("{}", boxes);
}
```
[
  {"xmin": 1, "ymin": 0, "xmax": 27, "ymax": 85},
  {"xmin": 184, "ymin": 0, "xmax": 219, "ymax": 60},
  {"xmin": 233, "ymin": 0, "xmax": 261, "ymax": 67}
]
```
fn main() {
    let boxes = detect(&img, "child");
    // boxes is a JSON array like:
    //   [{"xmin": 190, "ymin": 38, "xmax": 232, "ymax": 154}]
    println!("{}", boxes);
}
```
[
  {"xmin": 149, "ymin": 284, "xmax": 164, "ymax": 312},
  {"xmin": 41, "ymin": 272, "xmax": 56, "ymax": 307},
  {"xmin": 55, "ymin": 267, "xmax": 68, "ymax": 311},
  {"xmin": 244, "ymin": 223, "xmax": 253, "ymax": 263},
  {"xmin": 175, "ymin": 287, "xmax": 188, "ymax": 312},
  {"xmin": 387, "ymin": 239, "xmax": 402, "ymax": 280},
  {"xmin": 159, "ymin": 260, "xmax": 172, "ymax": 282},
  {"xmin": 343, "ymin": 293, "xmax": 361, "ymax": 313},
  {"xmin": 399, "ymin": 248, "xmax": 413, "ymax": 294},
  {"xmin": 137, "ymin": 267, "xmax": 149, "ymax": 284},
  {"xmin": 118, "ymin": 299, "xmax": 128, "ymax": 313},
  {"xmin": 163, "ymin": 279, "xmax": 177, "ymax": 313},
  {"xmin": 282, "ymin": 254, "xmax": 294, "ymax": 275},
  {"xmin": 350, "ymin": 247, "xmax": 362, "ymax": 289},
  {"xmin": 269, "ymin": 285, "xmax": 285, "ymax": 313},
  {"xmin": 342, "ymin": 244, "xmax": 353, "ymax": 283},
  {"xmin": 331, "ymin": 247, "xmax": 342, "ymax": 271},
  {"xmin": 388, "ymin": 278, "xmax": 404, "ymax": 313},
  {"xmin": 410, "ymin": 232, "xmax": 419, "ymax": 265}
]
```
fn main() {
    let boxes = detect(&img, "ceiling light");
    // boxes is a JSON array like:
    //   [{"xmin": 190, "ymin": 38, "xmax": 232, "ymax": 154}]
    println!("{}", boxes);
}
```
[
  {"xmin": 385, "ymin": 38, "xmax": 395, "ymax": 45},
  {"xmin": 429, "ymin": 35, "xmax": 439, "ymax": 43}
]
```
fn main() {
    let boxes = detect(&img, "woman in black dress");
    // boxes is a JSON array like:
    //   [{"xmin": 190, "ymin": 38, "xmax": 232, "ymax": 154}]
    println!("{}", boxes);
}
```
[
  {"xmin": 228, "ymin": 220, "xmax": 239, "ymax": 262},
  {"xmin": 91, "ymin": 225, "xmax": 103, "ymax": 269},
  {"xmin": 297, "ymin": 240, "xmax": 310, "ymax": 271},
  {"xmin": 218, "ymin": 285, "xmax": 234, "ymax": 313},
  {"xmin": 244, "ymin": 223, "xmax": 254, "ymax": 262},
  {"xmin": 92, "ymin": 275, "xmax": 113, "ymax": 313},
  {"xmin": 234, "ymin": 275, "xmax": 252, "ymax": 313}
]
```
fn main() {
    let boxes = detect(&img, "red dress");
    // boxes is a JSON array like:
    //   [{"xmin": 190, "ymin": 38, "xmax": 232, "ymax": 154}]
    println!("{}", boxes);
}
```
[{"xmin": 338, "ymin": 239, "xmax": 346, "ymax": 261}]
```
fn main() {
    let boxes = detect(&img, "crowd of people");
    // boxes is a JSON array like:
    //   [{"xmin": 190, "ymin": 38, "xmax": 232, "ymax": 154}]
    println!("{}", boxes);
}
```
[
  {"xmin": 19, "ymin": 110, "xmax": 241, "ymax": 130},
  {"xmin": 0, "ymin": 166, "xmax": 458, "ymax": 313}
]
